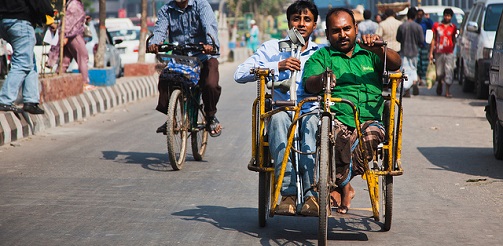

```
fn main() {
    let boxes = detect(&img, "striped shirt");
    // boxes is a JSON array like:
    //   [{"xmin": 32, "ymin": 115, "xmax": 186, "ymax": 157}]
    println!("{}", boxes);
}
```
[{"xmin": 149, "ymin": 0, "xmax": 219, "ymax": 59}]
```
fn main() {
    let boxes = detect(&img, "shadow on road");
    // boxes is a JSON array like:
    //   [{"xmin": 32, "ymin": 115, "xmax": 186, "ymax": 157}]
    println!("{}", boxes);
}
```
[
  {"xmin": 171, "ymin": 205, "xmax": 387, "ymax": 244},
  {"xmin": 418, "ymin": 147, "xmax": 503, "ymax": 180},
  {"xmin": 101, "ymin": 150, "xmax": 204, "ymax": 172}
]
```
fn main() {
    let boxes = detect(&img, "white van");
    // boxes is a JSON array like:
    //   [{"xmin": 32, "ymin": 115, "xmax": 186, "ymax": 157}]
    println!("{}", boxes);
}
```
[
  {"xmin": 104, "ymin": 18, "xmax": 135, "ymax": 31},
  {"xmin": 459, "ymin": 0, "xmax": 503, "ymax": 99},
  {"xmin": 487, "ymin": 4, "xmax": 503, "ymax": 159}
]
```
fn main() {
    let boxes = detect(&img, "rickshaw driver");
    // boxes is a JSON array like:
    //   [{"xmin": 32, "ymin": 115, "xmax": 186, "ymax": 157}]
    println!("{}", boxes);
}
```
[
  {"xmin": 234, "ymin": 0, "xmax": 321, "ymax": 216},
  {"xmin": 303, "ymin": 8, "xmax": 401, "ymax": 214}
]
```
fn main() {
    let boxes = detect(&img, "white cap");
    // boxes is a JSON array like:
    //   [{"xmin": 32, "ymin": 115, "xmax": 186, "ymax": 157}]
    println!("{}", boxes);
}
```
[{"xmin": 250, "ymin": 20, "xmax": 256, "ymax": 25}]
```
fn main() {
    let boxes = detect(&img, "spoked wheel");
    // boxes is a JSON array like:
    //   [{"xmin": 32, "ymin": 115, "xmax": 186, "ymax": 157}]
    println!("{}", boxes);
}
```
[
  {"xmin": 318, "ymin": 116, "xmax": 331, "ymax": 246},
  {"xmin": 379, "ymin": 151, "xmax": 394, "ymax": 231},
  {"xmin": 191, "ymin": 103, "xmax": 208, "ymax": 161},
  {"xmin": 167, "ymin": 89, "xmax": 188, "ymax": 170},
  {"xmin": 258, "ymin": 148, "xmax": 272, "ymax": 227}
]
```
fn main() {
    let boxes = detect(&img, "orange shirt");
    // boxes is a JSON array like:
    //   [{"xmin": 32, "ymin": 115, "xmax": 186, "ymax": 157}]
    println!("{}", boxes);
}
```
[{"xmin": 432, "ymin": 22, "xmax": 457, "ymax": 54}]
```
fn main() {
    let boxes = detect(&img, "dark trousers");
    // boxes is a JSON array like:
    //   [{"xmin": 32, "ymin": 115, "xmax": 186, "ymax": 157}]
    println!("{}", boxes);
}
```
[{"xmin": 156, "ymin": 58, "xmax": 221, "ymax": 117}]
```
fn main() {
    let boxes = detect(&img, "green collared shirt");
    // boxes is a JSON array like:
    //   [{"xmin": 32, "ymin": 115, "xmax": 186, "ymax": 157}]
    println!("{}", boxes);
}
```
[{"xmin": 302, "ymin": 43, "xmax": 384, "ymax": 128}]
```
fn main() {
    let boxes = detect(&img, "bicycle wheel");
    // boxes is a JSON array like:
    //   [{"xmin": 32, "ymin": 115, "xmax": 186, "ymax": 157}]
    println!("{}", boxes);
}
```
[
  {"xmin": 166, "ymin": 89, "xmax": 188, "ymax": 170},
  {"xmin": 258, "ymin": 147, "xmax": 271, "ymax": 227},
  {"xmin": 191, "ymin": 102, "xmax": 208, "ymax": 161},
  {"xmin": 379, "ymin": 100, "xmax": 393, "ymax": 231},
  {"xmin": 318, "ymin": 116, "xmax": 331, "ymax": 246},
  {"xmin": 379, "ymin": 173, "xmax": 393, "ymax": 231}
]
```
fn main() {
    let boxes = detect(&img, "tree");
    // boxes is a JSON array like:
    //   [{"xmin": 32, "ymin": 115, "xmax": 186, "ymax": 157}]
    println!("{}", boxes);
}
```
[
  {"xmin": 227, "ymin": 0, "xmax": 283, "ymax": 42},
  {"xmin": 137, "ymin": 0, "xmax": 148, "ymax": 63},
  {"xmin": 94, "ymin": 0, "xmax": 106, "ymax": 68}
]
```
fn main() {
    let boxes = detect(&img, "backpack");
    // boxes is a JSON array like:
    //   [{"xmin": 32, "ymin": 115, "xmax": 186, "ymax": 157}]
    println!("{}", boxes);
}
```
[{"xmin": 26, "ymin": 0, "xmax": 54, "ymax": 27}]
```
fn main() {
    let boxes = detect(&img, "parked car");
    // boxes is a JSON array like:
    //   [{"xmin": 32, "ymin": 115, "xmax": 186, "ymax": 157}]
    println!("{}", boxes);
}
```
[
  {"xmin": 104, "ymin": 18, "xmax": 135, "ymax": 30},
  {"xmin": 34, "ymin": 20, "xmax": 123, "ymax": 78},
  {"xmin": 108, "ymin": 26, "xmax": 155, "ymax": 65},
  {"xmin": 459, "ymin": 0, "xmax": 503, "ymax": 99},
  {"xmin": 487, "ymin": 6, "xmax": 503, "ymax": 159}
]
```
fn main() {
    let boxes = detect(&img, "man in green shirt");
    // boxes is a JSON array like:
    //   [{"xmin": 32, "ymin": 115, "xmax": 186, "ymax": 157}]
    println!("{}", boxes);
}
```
[{"xmin": 302, "ymin": 7, "xmax": 401, "ymax": 214}]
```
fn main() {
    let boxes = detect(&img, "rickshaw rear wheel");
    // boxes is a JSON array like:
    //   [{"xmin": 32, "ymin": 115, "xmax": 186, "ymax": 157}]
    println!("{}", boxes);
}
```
[
  {"xmin": 379, "ymin": 173, "xmax": 393, "ymax": 231},
  {"xmin": 167, "ymin": 89, "xmax": 188, "ymax": 170},
  {"xmin": 318, "ymin": 116, "xmax": 331, "ymax": 246},
  {"xmin": 258, "ymin": 145, "xmax": 272, "ymax": 227}
]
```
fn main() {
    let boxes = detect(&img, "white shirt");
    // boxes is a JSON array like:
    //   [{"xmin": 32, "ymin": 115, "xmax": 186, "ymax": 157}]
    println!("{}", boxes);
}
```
[{"xmin": 234, "ymin": 38, "xmax": 319, "ymax": 113}]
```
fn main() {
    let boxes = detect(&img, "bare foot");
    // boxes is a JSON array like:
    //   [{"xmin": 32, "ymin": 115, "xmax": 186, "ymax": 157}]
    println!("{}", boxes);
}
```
[
  {"xmin": 336, "ymin": 183, "xmax": 355, "ymax": 214},
  {"xmin": 330, "ymin": 188, "xmax": 341, "ymax": 208}
]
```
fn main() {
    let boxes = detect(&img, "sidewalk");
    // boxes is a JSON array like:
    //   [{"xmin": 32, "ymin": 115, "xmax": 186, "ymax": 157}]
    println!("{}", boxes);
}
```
[
  {"xmin": 0, "ymin": 75, "xmax": 158, "ymax": 146},
  {"xmin": 0, "ymin": 47, "xmax": 249, "ymax": 146}
]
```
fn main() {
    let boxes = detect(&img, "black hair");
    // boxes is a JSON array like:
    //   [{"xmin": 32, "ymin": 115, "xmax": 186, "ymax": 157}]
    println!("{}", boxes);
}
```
[
  {"xmin": 384, "ymin": 8, "xmax": 395, "ymax": 18},
  {"xmin": 363, "ymin": 9, "xmax": 372, "ymax": 20},
  {"xmin": 443, "ymin": 8, "xmax": 454, "ymax": 16},
  {"xmin": 326, "ymin": 7, "xmax": 355, "ymax": 25},
  {"xmin": 287, "ymin": 0, "xmax": 319, "ymax": 23},
  {"xmin": 407, "ymin": 7, "xmax": 418, "ymax": 19}
]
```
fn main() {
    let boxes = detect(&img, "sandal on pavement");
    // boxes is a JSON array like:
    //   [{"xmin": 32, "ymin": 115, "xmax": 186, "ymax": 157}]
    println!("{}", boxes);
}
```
[
  {"xmin": 206, "ymin": 116, "xmax": 222, "ymax": 137},
  {"xmin": 336, "ymin": 205, "xmax": 349, "ymax": 214}
]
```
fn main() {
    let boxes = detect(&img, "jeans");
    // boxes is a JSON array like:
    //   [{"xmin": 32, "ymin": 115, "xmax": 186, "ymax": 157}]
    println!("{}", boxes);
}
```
[
  {"xmin": 0, "ymin": 19, "xmax": 39, "ymax": 105},
  {"xmin": 267, "ymin": 112, "xmax": 318, "ymax": 198}
]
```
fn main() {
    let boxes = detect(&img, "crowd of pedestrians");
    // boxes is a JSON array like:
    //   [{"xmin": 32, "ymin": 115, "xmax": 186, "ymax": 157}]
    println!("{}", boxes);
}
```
[{"xmin": 352, "ymin": 6, "xmax": 456, "ymax": 98}]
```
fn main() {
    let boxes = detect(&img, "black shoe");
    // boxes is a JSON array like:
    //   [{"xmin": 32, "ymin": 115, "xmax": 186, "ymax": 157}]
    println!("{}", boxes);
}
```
[
  {"xmin": 156, "ymin": 122, "xmax": 167, "ymax": 134},
  {"xmin": 22, "ymin": 103, "xmax": 45, "ymax": 114},
  {"xmin": 0, "ymin": 103, "xmax": 23, "ymax": 113},
  {"xmin": 206, "ymin": 116, "xmax": 222, "ymax": 137},
  {"xmin": 412, "ymin": 83, "xmax": 419, "ymax": 95}
]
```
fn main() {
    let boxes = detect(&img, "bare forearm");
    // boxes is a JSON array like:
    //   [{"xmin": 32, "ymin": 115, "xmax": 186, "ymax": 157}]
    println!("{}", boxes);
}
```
[{"xmin": 305, "ymin": 74, "xmax": 323, "ymax": 94}]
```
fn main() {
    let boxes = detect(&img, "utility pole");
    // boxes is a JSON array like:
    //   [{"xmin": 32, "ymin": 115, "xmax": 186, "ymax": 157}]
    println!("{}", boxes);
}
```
[{"xmin": 58, "ymin": 0, "xmax": 66, "ymax": 74}]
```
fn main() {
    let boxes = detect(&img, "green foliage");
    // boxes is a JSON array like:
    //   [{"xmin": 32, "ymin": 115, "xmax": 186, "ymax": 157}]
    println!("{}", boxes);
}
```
[{"xmin": 227, "ymin": 0, "xmax": 284, "ymax": 20}]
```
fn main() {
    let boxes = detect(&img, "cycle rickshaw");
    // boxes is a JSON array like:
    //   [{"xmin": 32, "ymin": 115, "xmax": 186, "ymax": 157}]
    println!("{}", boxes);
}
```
[
  {"xmin": 147, "ymin": 34, "xmax": 218, "ymax": 170},
  {"xmin": 247, "ymin": 31, "xmax": 405, "ymax": 245}
]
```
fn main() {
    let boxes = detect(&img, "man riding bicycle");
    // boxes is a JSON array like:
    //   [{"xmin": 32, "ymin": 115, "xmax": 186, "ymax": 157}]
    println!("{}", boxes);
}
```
[{"xmin": 148, "ymin": 0, "xmax": 222, "ymax": 137}]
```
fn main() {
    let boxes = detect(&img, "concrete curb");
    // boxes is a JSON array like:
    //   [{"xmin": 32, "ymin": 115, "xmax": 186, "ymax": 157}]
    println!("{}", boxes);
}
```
[{"xmin": 0, "ymin": 75, "xmax": 158, "ymax": 146}]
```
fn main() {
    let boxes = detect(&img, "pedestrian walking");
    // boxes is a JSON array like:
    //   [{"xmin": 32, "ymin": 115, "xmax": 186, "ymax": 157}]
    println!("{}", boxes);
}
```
[
  {"xmin": 0, "ymin": 0, "xmax": 54, "ymax": 114},
  {"xmin": 46, "ymin": 0, "xmax": 92, "ymax": 90},
  {"xmin": 396, "ymin": 7, "xmax": 424, "ymax": 96},
  {"xmin": 415, "ymin": 8, "xmax": 434, "ymax": 86},
  {"xmin": 357, "ymin": 10, "xmax": 379, "ymax": 41},
  {"xmin": 429, "ymin": 8, "xmax": 457, "ymax": 98},
  {"xmin": 376, "ymin": 8, "xmax": 402, "ymax": 53}
]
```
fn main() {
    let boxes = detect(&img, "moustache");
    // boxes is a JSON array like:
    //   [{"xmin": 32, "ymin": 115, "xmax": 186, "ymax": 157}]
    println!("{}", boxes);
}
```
[{"xmin": 338, "ymin": 38, "xmax": 350, "ymax": 43}]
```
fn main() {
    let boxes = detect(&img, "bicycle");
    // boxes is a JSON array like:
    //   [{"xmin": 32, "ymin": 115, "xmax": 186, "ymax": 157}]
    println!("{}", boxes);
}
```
[{"xmin": 147, "ymin": 34, "xmax": 218, "ymax": 170}]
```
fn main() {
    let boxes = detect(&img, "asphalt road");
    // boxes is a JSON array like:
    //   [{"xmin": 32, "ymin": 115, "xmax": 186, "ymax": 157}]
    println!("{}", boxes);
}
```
[{"xmin": 1, "ymin": 60, "xmax": 503, "ymax": 245}]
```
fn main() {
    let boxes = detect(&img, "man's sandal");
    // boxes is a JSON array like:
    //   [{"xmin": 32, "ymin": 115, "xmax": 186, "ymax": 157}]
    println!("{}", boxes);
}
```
[{"xmin": 206, "ymin": 116, "xmax": 222, "ymax": 137}]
